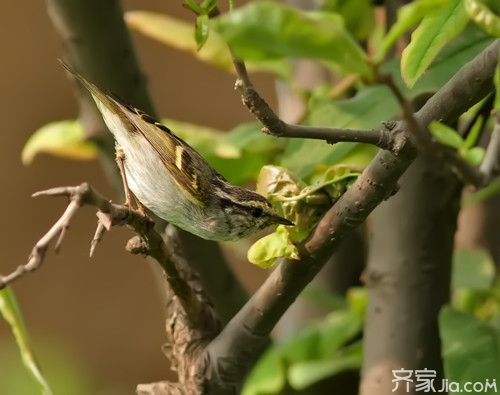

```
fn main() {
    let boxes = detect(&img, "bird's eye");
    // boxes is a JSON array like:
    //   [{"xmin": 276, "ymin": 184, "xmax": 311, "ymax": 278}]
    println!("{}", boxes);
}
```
[{"xmin": 250, "ymin": 207, "xmax": 263, "ymax": 218}]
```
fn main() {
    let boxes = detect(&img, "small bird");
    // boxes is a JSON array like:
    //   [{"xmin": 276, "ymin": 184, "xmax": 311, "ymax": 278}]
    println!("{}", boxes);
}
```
[{"xmin": 62, "ymin": 62, "xmax": 293, "ymax": 241}]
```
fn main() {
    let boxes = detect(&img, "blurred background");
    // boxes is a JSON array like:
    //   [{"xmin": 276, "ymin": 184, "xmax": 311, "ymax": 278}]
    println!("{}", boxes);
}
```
[{"xmin": 0, "ymin": 1, "xmax": 275, "ymax": 393}]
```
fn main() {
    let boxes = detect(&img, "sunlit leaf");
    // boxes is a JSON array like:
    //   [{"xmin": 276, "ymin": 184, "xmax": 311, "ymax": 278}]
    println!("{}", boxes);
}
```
[
  {"xmin": 383, "ymin": 24, "xmax": 495, "ymax": 98},
  {"xmin": 22, "ymin": 119, "xmax": 97, "ymax": 166},
  {"xmin": 185, "ymin": 0, "xmax": 203, "ymax": 14},
  {"xmin": 0, "ymin": 287, "xmax": 54, "ymax": 395},
  {"xmin": 465, "ymin": 0, "xmax": 500, "ymax": 37},
  {"xmin": 460, "ymin": 146, "xmax": 486, "ymax": 166},
  {"xmin": 126, "ymin": 11, "xmax": 292, "ymax": 79},
  {"xmin": 401, "ymin": 0, "xmax": 469, "ymax": 88},
  {"xmin": 375, "ymin": 0, "xmax": 451, "ymax": 63},
  {"xmin": 463, "ymin": 115, "xmax": 484, "ymax": 149},
  {"xmin": 212, "ymin": 2, "xmax": 372, "ymax": 78},
  {"xmin": 429, "ymin": 121, "xmax": 464, "ymax": 149},
  {"xmin": 247, "ymin": 225, "xmax": 299, "ymax": 269}
]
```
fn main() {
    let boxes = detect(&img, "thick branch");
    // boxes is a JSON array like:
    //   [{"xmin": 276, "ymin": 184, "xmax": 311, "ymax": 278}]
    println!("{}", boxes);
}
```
[{"xmin": 204, "ymin": 39, "xmax": 500, "ymax": 392}]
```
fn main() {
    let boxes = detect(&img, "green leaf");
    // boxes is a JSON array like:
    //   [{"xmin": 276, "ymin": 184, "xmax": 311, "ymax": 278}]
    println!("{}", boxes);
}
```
[
  {"xmin": 243, "ymin": 309, "xmax": 362, "ymax": 395},
  {"xmin": 281, "ymin": 141, "xmax": 357, "ymax": 179},
  {"xmin": 461, "ymin": 146, "xmax": 486, "ymax": 165},
  {"xmin": 212, "ymin": 2, "xmax": 372, "ymax": 78},
  {"xmin": 375, "ymin": 0, "xmax": 451, "ymax": 63},
  {"xmin": 382, "ymin": 23, "xmax": 495, "ymax": 98},
  {"xmin": 429, "ymin": 121, "xmax": 464, "ymax": 149},
  {"xmin": 281, "ymin": 85, "xmax": 398, "ymax": 178},
  {"xmin": 401, "ymin": 0, "xmax": 469, "ymax": 88},
  {"xmin": 22, "ymin": 119, "xmax": 97, "ymax": 166},
  {"xmin": 0, "ymin": 287, "xmax": 54, "ymax": 395},
  {"xmin": 185, "ymin": 0, "xmax": 203, "ymax": 14},
  {"xmin": 247, "ymin": 225, "xmax": 299, "ymax": 269},
  {"xmin": 308, "ymin": 85, "xmax": 400, "ymax": 129},
  {"xmin": 440, "ymin": 307, "xmax": 500, "ymax": 388},
  {"xmin": 125, "ymin": 11, "xmax": 292, "ymax": 79},
  {"xmin": 464, "ymin": 115, "xmax": 484, "ymax": 149},
  {"xmin": 321, "ymin": 0, "xmax": 375, "ymax": 40},
  {"xmin": 288, "ymin": 342, "xmax": 362, "ymax": 390},
  {"xmin": 452, "ymin": 248, "xmax": 495, "ymax": 291},
  {"xmin": 346, "ymin": 287, "xmax": 368, "ymax": 318},
  {"xmin": 301, "ymin": 286, "xmax": 348, "ymax": 311},
  {"xmin": 465, "ymin": 0, "xmax": 500, "ymax": 37},
  {"xmin": 201, "ymin": 0, "xmax": 218, "ymax": 13},
  {"xmin": 195, "ymin": 14, "xmax": 210, "ymax": 50}
]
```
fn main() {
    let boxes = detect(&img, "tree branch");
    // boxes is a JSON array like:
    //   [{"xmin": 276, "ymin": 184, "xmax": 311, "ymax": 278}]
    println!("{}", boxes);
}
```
[
  {"xmin": 379, "ymin": 71, "xmax": 486, "ymax": 188},
  {"xmin": 203, "ymin": 39, "xmax": 500, "ymax": 392},
  {"xmin": 232, "ymin": 56, "xmax": 397, "ymax": 151}
]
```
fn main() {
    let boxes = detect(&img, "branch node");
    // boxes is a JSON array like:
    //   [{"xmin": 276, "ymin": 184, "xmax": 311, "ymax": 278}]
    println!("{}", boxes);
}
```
[{"xmin": 126, "ymin": 236, "xmax": 149, "ymax": 255}]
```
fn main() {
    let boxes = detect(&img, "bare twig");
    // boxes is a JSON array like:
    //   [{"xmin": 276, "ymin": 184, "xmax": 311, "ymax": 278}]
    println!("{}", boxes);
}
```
[
  {"xmin": 278, "ymin": 124, "xmax": 394, "ymax": 149},
  {"xmin": 0, "ymin": 185, "xmax": 87, "ymax": 289},
  {"xmin": 0, "ymin": 183, "xmax": 210, "ymax": 327},
  {"xmin": 231, "ymin": 52, "xmax": 397, "ymax": 151},
  {"xmin": 380, "ymin": 71, "xmax": 485, "ymax": 187}
]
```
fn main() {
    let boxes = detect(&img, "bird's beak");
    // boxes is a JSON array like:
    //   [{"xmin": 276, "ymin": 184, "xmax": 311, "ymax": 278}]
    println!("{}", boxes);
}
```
[{"xmin": 270, "ymin": 215, "xmax": 295, "ymax": 226}]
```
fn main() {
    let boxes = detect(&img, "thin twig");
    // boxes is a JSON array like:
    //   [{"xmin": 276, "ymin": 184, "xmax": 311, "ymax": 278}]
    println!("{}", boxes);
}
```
[
  {"xmin": 0, "ymin": 183, "xmax": 201, "ymax": 322},
  {"xmin": 0, "ymin": 185, "xmax": 86, "ymax": 289},
  {"xmin": 278, "ymin": 124, "xmax": 394, "ymax": 149},
  {"xmin": 380, "ymin": 71, "xmax": 485, "ymax": 187},
  {"xmin": 231, "ymin": 53, "xmax": 398, "ymax": 150}
]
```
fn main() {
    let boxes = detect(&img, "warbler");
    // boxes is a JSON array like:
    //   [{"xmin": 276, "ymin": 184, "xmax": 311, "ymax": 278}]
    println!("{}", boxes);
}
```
[{"xmin": 62, "ymin": 62, "xmax": 293, "ymax": 241}]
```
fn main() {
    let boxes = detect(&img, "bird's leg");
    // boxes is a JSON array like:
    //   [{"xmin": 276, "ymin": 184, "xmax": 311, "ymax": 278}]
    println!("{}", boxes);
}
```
[{"xmin": 116, "ymin": 148, "xmax": 134, "ymax": 208}]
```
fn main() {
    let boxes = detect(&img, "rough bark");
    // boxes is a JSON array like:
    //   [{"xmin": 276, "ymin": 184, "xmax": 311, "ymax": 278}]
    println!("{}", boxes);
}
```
[{"xmin": 361, "ymin": 155, "xmax": 460, "ymax": 394}]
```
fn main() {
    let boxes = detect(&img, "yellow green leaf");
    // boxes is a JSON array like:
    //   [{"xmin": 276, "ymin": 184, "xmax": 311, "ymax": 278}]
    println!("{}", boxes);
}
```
[
  {"xmin": 0, "ymin": 287, "xmax": 54, "ymax": 395},
  {"xmin": 125, "ymin": 11, "xmax": 291, "ymax": 79},
  {"xmin": 401, "ymin": 0, "xmax": 469, "ymax": 88},
  {"xmin": 465, "ymin": 0, "xmax": 500, "ymax": 37},
  {"xmin": 247, "ymin": 226, "xmax": 299, "ymax": 269},
  {"xmin": 22, "ymin": 119, "xmax": 97, "ymax": 166}
]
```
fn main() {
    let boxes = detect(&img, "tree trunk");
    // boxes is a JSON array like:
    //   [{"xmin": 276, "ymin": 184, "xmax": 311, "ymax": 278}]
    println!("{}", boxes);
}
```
[{"xmin": 361, "ymin": 154, "xmax": 461, "ymax": 394}]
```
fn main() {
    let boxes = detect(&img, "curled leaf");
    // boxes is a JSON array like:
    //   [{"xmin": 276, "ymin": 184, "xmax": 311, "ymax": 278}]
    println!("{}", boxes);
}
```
[
  {"xmin": 257, "ymin": 165, "xmax": 360, "ymax": 241},
  {"xmin": 247, "ymin": 225, "xmax": 299, "ymax": 269}
]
